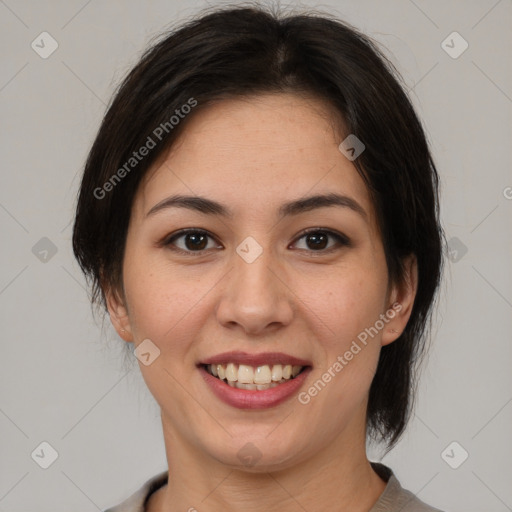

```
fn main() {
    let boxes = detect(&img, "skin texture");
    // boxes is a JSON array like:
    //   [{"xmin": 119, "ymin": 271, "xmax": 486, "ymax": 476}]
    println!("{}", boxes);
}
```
[{"xmin": 106, "ymin": 93, "xmax": 417, "ymax": 512}]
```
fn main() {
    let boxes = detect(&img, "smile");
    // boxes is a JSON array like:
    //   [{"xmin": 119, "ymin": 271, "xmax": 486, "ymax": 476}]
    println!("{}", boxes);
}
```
[{"xmin": 204, "ymin": 363, "xmax": 304, "ymax": 390}]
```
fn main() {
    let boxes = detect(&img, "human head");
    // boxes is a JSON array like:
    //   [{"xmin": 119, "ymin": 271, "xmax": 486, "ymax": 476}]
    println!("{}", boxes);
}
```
[{"xmin": 72, "ymin": 4, "xmax": 444, "ymax": 450}]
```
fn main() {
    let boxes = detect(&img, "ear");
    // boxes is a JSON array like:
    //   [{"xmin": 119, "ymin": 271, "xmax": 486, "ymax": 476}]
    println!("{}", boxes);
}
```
[
  {"xmin": 104, "ymin": 284, "xmax": 134, "ymax": 343},
  {"xmin": 381, "ymin": 254, "xmax": 418, "ymax": 347}
]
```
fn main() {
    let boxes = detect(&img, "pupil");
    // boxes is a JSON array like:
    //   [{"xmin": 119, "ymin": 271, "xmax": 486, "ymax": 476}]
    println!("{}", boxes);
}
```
[
  {"xmin": 186, "ymin": 233, "xmax": 207, "ymax": 250},
  {"xmin": 307, "ymin": 232, "xmax": 327, "ymax": 250}
]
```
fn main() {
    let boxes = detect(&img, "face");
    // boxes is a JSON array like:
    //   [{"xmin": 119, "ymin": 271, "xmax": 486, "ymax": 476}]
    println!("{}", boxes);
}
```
[{"xmin": 107, "ymin": 93, "xmax": 416, "ymax": 471}]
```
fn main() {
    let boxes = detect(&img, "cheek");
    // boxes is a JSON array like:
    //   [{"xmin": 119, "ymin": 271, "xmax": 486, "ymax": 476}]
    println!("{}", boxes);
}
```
[
  {"xmin": 121, "ymin": 264, "xmax": 204, "ymax": 396},
  {"xmin": 302, "ymin": 274, "xmax": 385, "ymax": 408},
  {"xmin": 122, "ymin": 253, "xmax": 217, "ymax": 355},
  {"xmin": 297, "ymin": 263, "xmax": 388, "ymax": 348}
]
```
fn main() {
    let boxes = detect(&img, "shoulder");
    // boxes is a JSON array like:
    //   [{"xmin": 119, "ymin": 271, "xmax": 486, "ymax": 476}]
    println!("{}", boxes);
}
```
[
  {"xmin": 370, "ymin": 463, "xmax": 445, "ymax": 512},
  {"xmin": 103, "ymin": 471, "xmax": 168, "ymax": 512}
]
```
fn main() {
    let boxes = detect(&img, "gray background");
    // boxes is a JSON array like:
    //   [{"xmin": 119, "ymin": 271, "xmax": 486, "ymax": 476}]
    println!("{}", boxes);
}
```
[{"xmin": 1, "ymin": 0, "xmax": 511, "ymax": 511}]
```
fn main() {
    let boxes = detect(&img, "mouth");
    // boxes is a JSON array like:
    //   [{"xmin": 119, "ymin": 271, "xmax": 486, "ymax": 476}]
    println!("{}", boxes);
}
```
[
  {"xmin": 197, "ymin": 351, "xmax": 312, "ymax": 408},
  {"xmin": 202, "ymin": 362, "xmax": 307, "ymax": 390},
  {"xmin": 197, "ymin": 352, "xmax": 312, "ymax": 410}
]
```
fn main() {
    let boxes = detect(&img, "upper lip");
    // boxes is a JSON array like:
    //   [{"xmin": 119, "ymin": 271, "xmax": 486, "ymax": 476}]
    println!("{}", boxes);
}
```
[{"xmin": 200, "ymin": 351, "xmax": 312, "ymax": 367}]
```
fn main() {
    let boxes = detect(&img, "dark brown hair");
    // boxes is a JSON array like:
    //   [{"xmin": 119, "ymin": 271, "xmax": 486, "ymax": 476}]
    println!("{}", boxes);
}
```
[{"xmin": 72, "ymin": 3, "xmax": 445, "ymax": 449}]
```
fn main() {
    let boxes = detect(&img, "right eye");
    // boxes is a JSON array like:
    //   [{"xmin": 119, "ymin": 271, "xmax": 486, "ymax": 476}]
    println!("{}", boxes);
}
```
[{"xmin": 162, "ymin": 229, "xmax": 222, "ymax": 255}]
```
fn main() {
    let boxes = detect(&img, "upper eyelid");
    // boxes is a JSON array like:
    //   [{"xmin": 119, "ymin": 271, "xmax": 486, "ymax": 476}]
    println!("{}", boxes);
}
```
[{"xmin": 164, "ymin": 228, "xmax": 220, "ymax": 245}]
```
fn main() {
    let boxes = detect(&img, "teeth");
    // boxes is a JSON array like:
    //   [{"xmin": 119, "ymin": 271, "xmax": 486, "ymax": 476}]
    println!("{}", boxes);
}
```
[
  {"xmin": 254, "ymin": 365, "xmax": 272, "ymax": 384},
  {"xmin": 238, "ymin": 364, "xmax": 254, "ymax": 384},
  {"xmin": 206, "ymin": 363, "xmax": 304, "ymax": 387},
  {"xmin": 236, "ymin": 381, "xmax": 284, "ymax": 390},
  {"xmin": 271, "ymin": 365, "xmax": 282, "ymax": 381},
  {"xmin": 225, "ymin": 363, "xmax": 237, "ymax": 382}
]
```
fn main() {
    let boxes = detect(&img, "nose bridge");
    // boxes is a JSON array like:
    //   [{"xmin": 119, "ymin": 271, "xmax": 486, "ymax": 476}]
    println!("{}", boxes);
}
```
[
  {"xmin": 216, "ymin": 235, "xmax": 293, "ymax": 333},
  {"xmin": 236, "ymin": 243, "xmax": 275, "ymax": 292}
]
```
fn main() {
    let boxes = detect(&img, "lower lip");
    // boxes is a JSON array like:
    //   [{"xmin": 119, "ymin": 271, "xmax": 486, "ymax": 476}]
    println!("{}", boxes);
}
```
[{"xmin": 199, "ymin": 365, "xmax": 311, "ymax": 409}]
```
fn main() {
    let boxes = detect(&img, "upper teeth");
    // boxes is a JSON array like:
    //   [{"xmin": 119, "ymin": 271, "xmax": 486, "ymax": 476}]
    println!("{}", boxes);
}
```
[{"xmin": 208, "ymin": 363, "xmax": 303, "ymax": 384}]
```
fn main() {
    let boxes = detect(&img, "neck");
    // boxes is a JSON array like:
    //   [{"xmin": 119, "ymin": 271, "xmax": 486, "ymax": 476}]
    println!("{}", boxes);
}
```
[{"xmin": 148, "ymin": 413, "xmax": 387, "ymax": 512}]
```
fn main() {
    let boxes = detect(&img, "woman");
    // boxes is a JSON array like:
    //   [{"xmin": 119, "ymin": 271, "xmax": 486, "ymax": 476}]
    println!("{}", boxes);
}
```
[{"xmin": 72, "ymin": 4, "xmax": 445, "ymax": 511}]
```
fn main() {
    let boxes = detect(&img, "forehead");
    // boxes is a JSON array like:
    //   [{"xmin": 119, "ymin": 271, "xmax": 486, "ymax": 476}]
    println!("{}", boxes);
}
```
[{"xmin": 134, "ymin": 93, "xmax": 375, "ymax": 226}]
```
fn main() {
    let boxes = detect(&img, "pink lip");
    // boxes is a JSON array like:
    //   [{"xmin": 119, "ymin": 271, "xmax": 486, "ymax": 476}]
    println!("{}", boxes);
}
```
[
  {"xmin": 199, "ymin": 365, "xmax": 312, "ymax": 409},
  {"xmin": 200, "ymin": 351, "xmax": 312, "ymax": 367}
]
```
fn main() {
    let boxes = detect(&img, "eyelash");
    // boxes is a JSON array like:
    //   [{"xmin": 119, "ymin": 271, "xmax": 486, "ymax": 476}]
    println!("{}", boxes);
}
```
[{"xmin": 160, "ymin": 228, "xmax": 351, "ymax": 256}]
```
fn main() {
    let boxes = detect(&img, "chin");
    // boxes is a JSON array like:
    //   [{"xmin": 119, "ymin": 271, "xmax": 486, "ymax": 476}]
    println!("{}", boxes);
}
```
[{"xmin": 203, "ymin": 435, "xmax": 305, "ymax": 473}]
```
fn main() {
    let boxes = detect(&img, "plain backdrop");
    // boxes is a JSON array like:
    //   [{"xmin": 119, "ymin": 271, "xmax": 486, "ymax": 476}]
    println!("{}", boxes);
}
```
[{"xmin": 0, "ymin": 1, "xmax": 511, "ymax": 511}]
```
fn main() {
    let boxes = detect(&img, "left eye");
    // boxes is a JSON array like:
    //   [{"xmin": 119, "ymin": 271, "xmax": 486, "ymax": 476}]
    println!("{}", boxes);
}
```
[{"xmin": 292, "ymin": 229, "xmax": 350, "ymax": 252}]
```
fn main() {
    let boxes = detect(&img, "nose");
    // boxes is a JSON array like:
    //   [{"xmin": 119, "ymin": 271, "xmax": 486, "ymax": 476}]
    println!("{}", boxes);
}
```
[{"xmin": 215, "ymin": 244, "xmax": 294, "ymax": 335}]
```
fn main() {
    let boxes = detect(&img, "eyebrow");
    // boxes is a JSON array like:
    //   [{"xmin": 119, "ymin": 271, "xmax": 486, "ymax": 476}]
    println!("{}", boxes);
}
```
[{"xmin": 145, "ymin": 192, "xmax": 367, "ymax": 221}]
